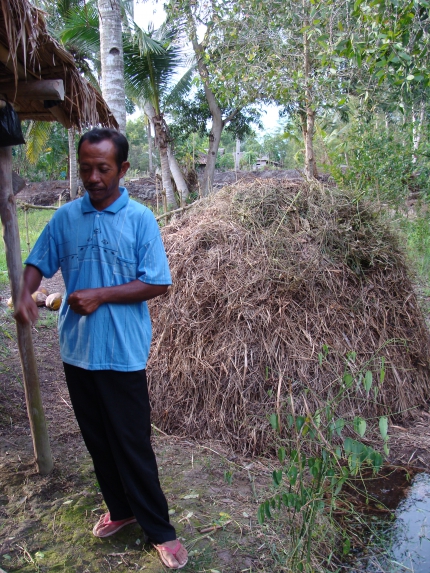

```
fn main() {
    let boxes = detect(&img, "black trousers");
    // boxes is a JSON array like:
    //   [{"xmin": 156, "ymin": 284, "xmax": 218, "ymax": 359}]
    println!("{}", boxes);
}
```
[{"xmin": 63, "ymin": 363, "xmax": 176, "ymax": 544}]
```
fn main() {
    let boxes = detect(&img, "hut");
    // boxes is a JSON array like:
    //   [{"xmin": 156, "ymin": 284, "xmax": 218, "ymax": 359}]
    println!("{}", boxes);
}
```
[{"xmin": 0, "ymin": 0, "xmax": 117, "ymax": 474}]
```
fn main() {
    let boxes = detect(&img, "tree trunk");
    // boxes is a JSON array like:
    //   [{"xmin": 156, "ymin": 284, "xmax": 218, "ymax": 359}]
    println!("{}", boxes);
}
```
[
  {"xmin": 188, "ymin": 18, "xmax": 237, "ymax": 196},
  {"xmin": 302, "ymin": 0, "xmax": 317, "ymax": 179},
  {"xmin": 167, "ymin": 145, "xmax": 189, "ymax": 205},
  {"xmin": 147, "ymin": 116, "xmax": 153, "ymax": 175},
  {"xmin": 0, "ymin": 146, "xmax": 53, "ymax": 475},
  {"xmin": 98, "ymin": 0, "xmax": 126, "ymax": 133},
  {"xmin": 145, "ymin": 103, "xmax": 177, "ymax": 208},
  {"xmin": 412, "ymin": 100, "xmax": 426, "ymax": 165},
  {"xmin": 68, "ymin": 127, "xmax": 78, "ymax": 199},
  {"xmin": 202, "ymin": 113, "xmax": 223, "ymax": 196},
  {"xmin": 235, "ymin": 137, "xmax": 241, "ymax": 171},
  {"xmin": 303, "ymin": 107, "xmax": 317, "ymax": 178}
]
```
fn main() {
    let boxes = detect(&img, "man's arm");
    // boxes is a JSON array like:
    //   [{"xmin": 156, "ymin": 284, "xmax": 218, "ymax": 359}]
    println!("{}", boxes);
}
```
[
  {"xmin": 67, "ymin": 281, "xmax": 168, "ymax": 316},
  {"xmin": 14, "ymin": 265, "xmax": 43, "ymax": 324}
]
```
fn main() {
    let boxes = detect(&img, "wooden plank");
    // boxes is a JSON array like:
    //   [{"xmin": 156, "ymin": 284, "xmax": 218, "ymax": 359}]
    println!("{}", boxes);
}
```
[
  {"xmin": 0, "ymin": 146, "xmax": 53, "ymax": 476},
  {"xmin": 12, "ymin": 171, "xmax": 26, "ymax": 195},
  {"xmin": 48, "ymin": 104, "xmax": 73, "ymax": 129},
  {"xmin": 0, "ymin": 79, "xmax": 65, "ymax": 101}
]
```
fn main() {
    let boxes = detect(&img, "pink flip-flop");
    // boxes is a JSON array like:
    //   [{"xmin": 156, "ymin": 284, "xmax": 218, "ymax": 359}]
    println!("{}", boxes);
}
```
[
  {"xmin": 154, "ymin": 540, "xmax": 188, "ymax": 569},
  {"xmin": 92, "ymin": 512, "xmax": 137, "ymax": 538}
]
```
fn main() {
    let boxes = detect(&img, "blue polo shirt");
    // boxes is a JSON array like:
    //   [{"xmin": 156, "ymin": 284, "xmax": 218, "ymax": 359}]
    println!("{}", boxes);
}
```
[{"xmin": 25, "ymin": 188, "xmax": 172, "ymax": 371}]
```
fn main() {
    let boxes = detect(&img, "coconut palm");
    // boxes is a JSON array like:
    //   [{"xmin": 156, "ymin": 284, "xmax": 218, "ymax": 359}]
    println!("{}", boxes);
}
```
[{"xmin": 124, "ymin": 24, "xmax": 194, "ymax": 207}]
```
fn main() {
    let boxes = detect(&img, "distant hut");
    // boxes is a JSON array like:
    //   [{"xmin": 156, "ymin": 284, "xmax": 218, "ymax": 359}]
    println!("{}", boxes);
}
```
[
  {"xmin": 0, "ymin": 0, "xmax": 117, "ymax": 474},
  {"xmin": 255, "ymin": 155, "xmax": 280, "ymax": 169}
]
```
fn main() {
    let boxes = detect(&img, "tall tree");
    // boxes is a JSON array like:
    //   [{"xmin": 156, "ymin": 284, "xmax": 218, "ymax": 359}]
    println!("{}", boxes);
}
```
[
  {"xmin": 165, "ymin": 0, "xmax": 256, "ymax": 195},
  {"xmin": 181, "ymin": 0, "xmax": 357, "ymax": 178},
  {"xmin": 124, "ymin": 24, "xmax": 194, "ymax": 207},
  {"xmin": 98, "ymin": 0, "xmax": 126, "ymax": 133}
]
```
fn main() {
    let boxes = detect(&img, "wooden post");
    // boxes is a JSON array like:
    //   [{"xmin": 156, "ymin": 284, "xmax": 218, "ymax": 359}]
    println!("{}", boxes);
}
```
[{"xmin": 0, "ymin": 146, "xmax": 53, "ymax": 475}]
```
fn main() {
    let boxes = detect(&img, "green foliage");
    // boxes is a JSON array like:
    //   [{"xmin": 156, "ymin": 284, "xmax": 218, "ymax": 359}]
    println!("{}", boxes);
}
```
[
  {"xmin": 402, "ymin": 214, "xmax": 430, "ymax": 286},
  {"xmin": 258, "ymin": 348, "xmax": 389, "ymax": 572},
  {"xmin": 13, "ymin": 122, "xmax": 70, "ymax": 182},
  {"xmin": 0, "ymin": 209, "xmax": 55, "ymax": 276},
  {"xmin": 322, "ymin": 112, "xmax": 430, "ymax": 206},
  {"xmin": 126, "ymin": 116, "xmax": 157, "ymax": 173}
]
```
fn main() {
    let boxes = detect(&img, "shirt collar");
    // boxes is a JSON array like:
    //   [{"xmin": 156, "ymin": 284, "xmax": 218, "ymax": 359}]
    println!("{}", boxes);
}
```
[{"xmin": 81, "ymin": 186, "xmax": 129, "ymax": 214}]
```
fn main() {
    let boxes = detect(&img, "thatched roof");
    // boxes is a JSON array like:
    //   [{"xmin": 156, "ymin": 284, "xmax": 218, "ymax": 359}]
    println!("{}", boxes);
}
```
[
  {"xmin": 0, "ymin": 0, "xmax": 117, "ymax": 129},
  {"xmin": 148, "ymin": 179, "xmax": 430, "ymax": 455}
]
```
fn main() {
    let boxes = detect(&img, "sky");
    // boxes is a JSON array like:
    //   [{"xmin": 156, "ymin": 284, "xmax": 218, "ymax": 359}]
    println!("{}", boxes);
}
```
[{"xmin": 130, "ymin": 1, "xmax": 282, "ymax": 133}]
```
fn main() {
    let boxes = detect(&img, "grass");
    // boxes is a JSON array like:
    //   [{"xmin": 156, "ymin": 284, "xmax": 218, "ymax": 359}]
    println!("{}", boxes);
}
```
[
  {"xmin": 0, "ymin": 207, "xmax": 55, "ymax": 284},
  {"xmin": 403, "ymin": 215, "xmax": 430, "ymax": 287}
]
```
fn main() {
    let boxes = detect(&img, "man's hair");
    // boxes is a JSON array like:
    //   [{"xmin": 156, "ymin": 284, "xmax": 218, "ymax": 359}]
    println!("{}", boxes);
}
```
[{"xmin": 77, "ymin": 128, "xmax": 129, "ymax": 171}]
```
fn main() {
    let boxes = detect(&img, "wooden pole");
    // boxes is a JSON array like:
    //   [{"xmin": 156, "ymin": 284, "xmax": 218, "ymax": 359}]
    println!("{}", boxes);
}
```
[{"xmin": 0, "ymin": 146, "xmax": 53, "ymax": 475}]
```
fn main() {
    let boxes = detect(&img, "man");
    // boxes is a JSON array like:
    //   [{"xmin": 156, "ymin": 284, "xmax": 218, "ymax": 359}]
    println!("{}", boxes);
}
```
[{"xmin": 14, "ymin": 128, "xmax": 188, "ymax": 570}]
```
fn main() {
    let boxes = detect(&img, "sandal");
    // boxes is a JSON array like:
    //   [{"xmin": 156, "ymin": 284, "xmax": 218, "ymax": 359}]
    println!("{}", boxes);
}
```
[
  {"xmin": 154, "ymin": 540, "xmax": 188, "ymax": 569},
  {"xmin": 92, "ymin": 512, "xmax": 137, "ymax": 538}
]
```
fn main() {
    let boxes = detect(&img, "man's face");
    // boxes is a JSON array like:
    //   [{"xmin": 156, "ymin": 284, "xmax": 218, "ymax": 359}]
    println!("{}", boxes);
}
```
[{"xmin": 78, "ymin": 139, "xmax": 130, "ymax": 211}]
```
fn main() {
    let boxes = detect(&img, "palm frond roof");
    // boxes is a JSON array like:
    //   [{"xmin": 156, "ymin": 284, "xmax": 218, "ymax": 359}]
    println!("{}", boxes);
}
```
[{"xmin": 0, "ymin": 0, "xmax": 117, "ymax": 129}]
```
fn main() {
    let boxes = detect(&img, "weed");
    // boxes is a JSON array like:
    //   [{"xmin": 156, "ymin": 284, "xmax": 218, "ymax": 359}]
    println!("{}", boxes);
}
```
[{"xmin": 258, "ymin": 347, "xmax": 390, "ymax": 572}]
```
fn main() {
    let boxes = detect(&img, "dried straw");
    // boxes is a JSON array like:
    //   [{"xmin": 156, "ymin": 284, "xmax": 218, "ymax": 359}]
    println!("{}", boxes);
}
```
[
  {"xmin": 147, "ymin": 179, "xmax": 430, "ymax": 454},
  {"xmin": 0, "ymin": 0, "xmax": 116, "ymax": 128}
]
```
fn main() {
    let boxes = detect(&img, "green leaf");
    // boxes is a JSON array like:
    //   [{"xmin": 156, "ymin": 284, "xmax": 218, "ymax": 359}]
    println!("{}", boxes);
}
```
[
  {"xmin": 343, "ymin": 537, "xmax": 351, "ymax": 555},
  {"xmin": 278, "ymin": 447, "xmax": 286, "ymax": 463},
  {"xmin": 343, "ymin": 436, "xmax": 353, "ymax": 455},
  {"xmin": 379, "ymin": 416, "xmax": 388, "ymax": 440},
  {"xmin": 272, "ymin": 469, "xmax": 283, "ymax": 486},
  {"xmin": 363, "ymin": 371, "xmax": 373, "ymax": 393},
  {"xmin": 257, "ymin": 503, "xmax": 265, "ymax": 524},
  {"xmin": 343, "ymin": 373, "xmax": 353, "ymax": 388},
  {"xmin": 384, "ymin": 442, "xmax": 390, "ymax": 456},
  {"xmin": 354, "ymin": 417, "xmax": 367, "ymax": 437},
  {"xmin": 288, "ymin": 465, "xmax": 298, "ymax": 486},
  {"xmin": 335, "ymin": 418, "xmax": 345, "ymax": 436},
  {"xmin": 269, "ymin": 413, "xmax": 279, "ymax": 432},
  {"xmin": 264, "ymin": 500, "xmax": 272, "ymax": 519}
]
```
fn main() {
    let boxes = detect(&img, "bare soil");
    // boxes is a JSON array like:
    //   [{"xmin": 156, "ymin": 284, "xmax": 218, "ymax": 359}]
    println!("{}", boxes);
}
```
[{"xmin": 15, "ymin": 170, "xmax": 306, "ymax": 207}]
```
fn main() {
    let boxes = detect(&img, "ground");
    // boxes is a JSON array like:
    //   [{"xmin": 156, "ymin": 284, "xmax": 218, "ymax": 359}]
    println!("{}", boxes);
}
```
[
  {"xmin": 0, "ymin": 272, "xmax": 292, "ymax": 573},
  {"xmin": 15, "ymin": 170, "xmax": 305, "ymax": 207},
  {"xmin": 1, "ymin": 177, "xmax": 430, "ymax": 572}
]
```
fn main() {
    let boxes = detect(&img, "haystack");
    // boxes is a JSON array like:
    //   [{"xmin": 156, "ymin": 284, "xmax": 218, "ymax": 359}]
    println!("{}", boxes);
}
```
[{"xmin": 147, "ymin": 179, "xmax": 430, "ymax": 454}]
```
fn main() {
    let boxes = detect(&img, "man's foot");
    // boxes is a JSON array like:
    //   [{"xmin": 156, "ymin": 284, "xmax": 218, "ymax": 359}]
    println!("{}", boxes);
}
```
[
  {"xmin": 154, "ymin": 539, "xmax": 188, "ymax": 569},
  {"xmin": 92, "ymin": 512, "xmax": 137, "ymax": 538}
]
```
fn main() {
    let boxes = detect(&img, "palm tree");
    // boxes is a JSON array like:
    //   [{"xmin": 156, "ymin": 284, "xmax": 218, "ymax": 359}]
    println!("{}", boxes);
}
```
[{"xmin": 124, "ymin": 24, "xmax": 194, "ymax": 208}]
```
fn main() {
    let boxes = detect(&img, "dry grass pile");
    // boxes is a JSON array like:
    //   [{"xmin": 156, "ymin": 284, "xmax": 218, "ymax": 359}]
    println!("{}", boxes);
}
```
[{"xmin": 147, "ymin": 179, "xmax": 430, "ymax": 454}]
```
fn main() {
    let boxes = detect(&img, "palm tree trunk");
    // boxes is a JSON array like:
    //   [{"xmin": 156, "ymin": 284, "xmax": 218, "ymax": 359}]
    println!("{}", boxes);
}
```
[
  {"xmin": 145, "ymin": 103, "xmax": 177, "ymax": 208},
  {"xmin": 98, "ymin": 0, "xmax": 126, "ymax": 133},
  {"xmin": 68, "ymin": 128, "xmax": 77, "ymax": 200},
  {"xmin": 147, "ymin": 116, "xmax": 154, "ymax": 175},
  {"xmin": 168, "ymin": 145, "xmax": 189, "ymax": 205}
]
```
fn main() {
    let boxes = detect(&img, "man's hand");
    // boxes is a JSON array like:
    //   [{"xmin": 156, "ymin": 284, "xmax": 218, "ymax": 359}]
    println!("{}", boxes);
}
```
[
  {"xmin": 14, "ymin": 265, "xmax": 43, "ymax": 325},
  {"xmin": 67, "ymin": 281, "xmax": 168, "ymax": 316},
  {"xmin": 14, "ymin": 289, "xmax": 39, "ymax": 325},
  {"xmin": 67, "ymin": 289, "xmax": 103, "ymax": 316}
]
